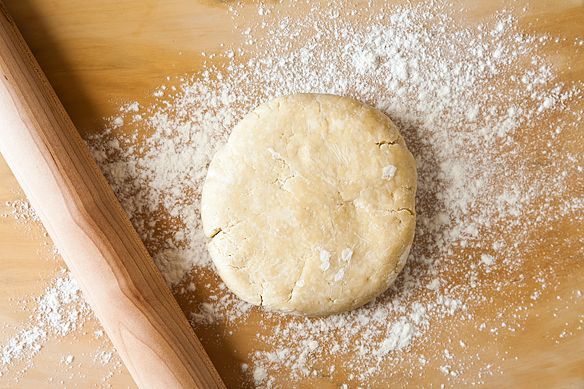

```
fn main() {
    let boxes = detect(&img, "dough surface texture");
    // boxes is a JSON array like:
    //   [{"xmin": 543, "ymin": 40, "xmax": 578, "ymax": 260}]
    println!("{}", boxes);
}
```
[{"xmin": 201, "ymin": 94, "xmax": 416, "ymax": 316}]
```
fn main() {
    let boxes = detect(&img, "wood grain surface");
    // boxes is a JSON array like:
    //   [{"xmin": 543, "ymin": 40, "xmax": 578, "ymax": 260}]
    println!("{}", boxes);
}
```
[
  {"xmin": 0, "ymin": 2, "xmax": 224, "ymax": 388},
  {"xmin": 0, "ymin": 0, "xmax": 582, "ymax": 388}
]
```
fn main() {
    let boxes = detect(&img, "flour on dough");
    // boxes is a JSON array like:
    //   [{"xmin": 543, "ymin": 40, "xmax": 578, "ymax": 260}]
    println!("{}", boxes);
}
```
[{"xmin": 201, "ymin": 93, "xmax": 416, "ymax": 316}]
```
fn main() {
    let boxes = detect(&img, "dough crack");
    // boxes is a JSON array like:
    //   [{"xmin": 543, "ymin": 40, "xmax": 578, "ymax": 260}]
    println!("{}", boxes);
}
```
[
  {"xmin": 274, "ymin": 173, "xmax": 297, "ymax": 189},
  {"xmin": 315, "ymin": 98, "xmax": 332, "ymax": 132},
  {"xmin": 287, "ymin": 257, "xmax": 309, "ymax": 303},
  {"xmin": 375, "ymin": 139, "xmax": 398, "ymax": 147},
  {"xmin": 259, "ymin": 281, "xmax": 266, "ymax": 306},
  {"xmin": 208, "ymin": 219, "xmax": 246, "ymax": 240},
  {"xmin": 376, "ymin": 208, "xmax": 415, "ymax": 217},
  {"xmin": 395, "ymin": 207, "xmax": 415, "ymax": 216},
  {"xmin": 209, "ymin": 227, "xmax": 222, "ymax": 238},
  {"xmin": 268, "ymin": 148, "xmax": 303, "ymax": 192},
  {"xmin": 351, "ymin": 200, "xmax": 415, "ymax": 217},
  {"xmin": 228, "ymin": 263, "xmax": 246, "ymax": 272},
  {"xmin": 244, "ymin": 275, "xmax": 264, "ymax": 306},
  {"xmin": 335, "ymin": 190, "xmax": 356, "ymax": 209}
]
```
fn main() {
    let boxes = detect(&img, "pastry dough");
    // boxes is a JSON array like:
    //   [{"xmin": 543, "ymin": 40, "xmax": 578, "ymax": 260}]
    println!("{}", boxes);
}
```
[{"xmin": 201, "ymin": 94, "xmax": 416, "ymax": 316}]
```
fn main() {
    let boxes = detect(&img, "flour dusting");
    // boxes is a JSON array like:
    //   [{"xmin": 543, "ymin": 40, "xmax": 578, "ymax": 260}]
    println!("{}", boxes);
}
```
[
  {"xmin": 1, "ymin": 0, "xmax": 582, "ymax": 387},
  {"xmin": 87, "ymin": 1, "xmax": 582, "ymax": 386},
  {"xmin": 0, "ymin": 272, "xmax": 89, "ymax": 374}
]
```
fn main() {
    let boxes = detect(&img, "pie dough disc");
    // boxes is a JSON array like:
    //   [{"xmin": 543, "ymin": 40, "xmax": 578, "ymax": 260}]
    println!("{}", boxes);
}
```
[{"xmin": 201, "ymin": 93, "xmax": 416, "ymax": 316}]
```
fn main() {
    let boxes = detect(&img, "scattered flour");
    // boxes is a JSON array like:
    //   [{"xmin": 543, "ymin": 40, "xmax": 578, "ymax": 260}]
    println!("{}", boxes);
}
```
[
  {"xmin": 481, "ymin": 253, "xmax": 495, "ymax": 267},
  {"xmin": 3, "ymin": 200, "xmax": 40, "ymax": 224},
  {"xmin": 0, "ymin": 0, "xmax": 582, "ymax": 387},
  {"xmin": 62, "ymin": 354, "xmax": 74, "ymax": 365},
  {"xmin": 382, "ymin": 165, "xmax": 397, "ymax": 180},
  {"xmin": 0, "ymin": 272, "xmax": 90, "ymax": 373},
  {"xmin": 0, "ymin": 207, "xmax": 123, "ymax": 384},
  {"xmin": 85, "ymin": 0, "xmax": 584, "ymax": 386},
  {"xmin": 97, "ymin": 351, "xmax": 113, "ymax": 365}
]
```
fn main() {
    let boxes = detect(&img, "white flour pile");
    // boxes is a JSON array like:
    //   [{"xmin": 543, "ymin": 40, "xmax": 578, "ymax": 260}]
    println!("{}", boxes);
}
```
[
  {"xmin": 2, "ymin": 199, "xmax": 40, "ymax": 224},
  {"xmin": 1, "ymin": 0, "xmax": 583, "ymax": 387},
  {"xmin": 0, "ymin": 271, "xmax": 89, "ymax": 376}
]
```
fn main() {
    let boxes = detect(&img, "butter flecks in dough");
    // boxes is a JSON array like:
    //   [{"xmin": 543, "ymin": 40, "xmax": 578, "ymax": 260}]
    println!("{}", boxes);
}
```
[{"xmin": 201, "ymin": 93, "xmax": 417, "ymax": 316}]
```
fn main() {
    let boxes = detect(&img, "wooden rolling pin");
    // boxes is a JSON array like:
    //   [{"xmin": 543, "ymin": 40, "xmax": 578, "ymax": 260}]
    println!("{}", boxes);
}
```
[{"xmin": 0, "ymin": 4, "xmax": 225, "ymax": 389}]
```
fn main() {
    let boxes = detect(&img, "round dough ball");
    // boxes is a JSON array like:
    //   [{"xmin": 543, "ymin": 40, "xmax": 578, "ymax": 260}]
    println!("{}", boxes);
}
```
[{"xmin": 201, "ymin": 94, "xmax": 416, "ymax": 316}]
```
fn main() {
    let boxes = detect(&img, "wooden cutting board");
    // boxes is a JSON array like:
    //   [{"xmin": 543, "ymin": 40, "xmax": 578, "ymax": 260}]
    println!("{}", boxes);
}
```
[{"xmin": 0, "ymin": 0, "xmax": 582, "ymax": 387}]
